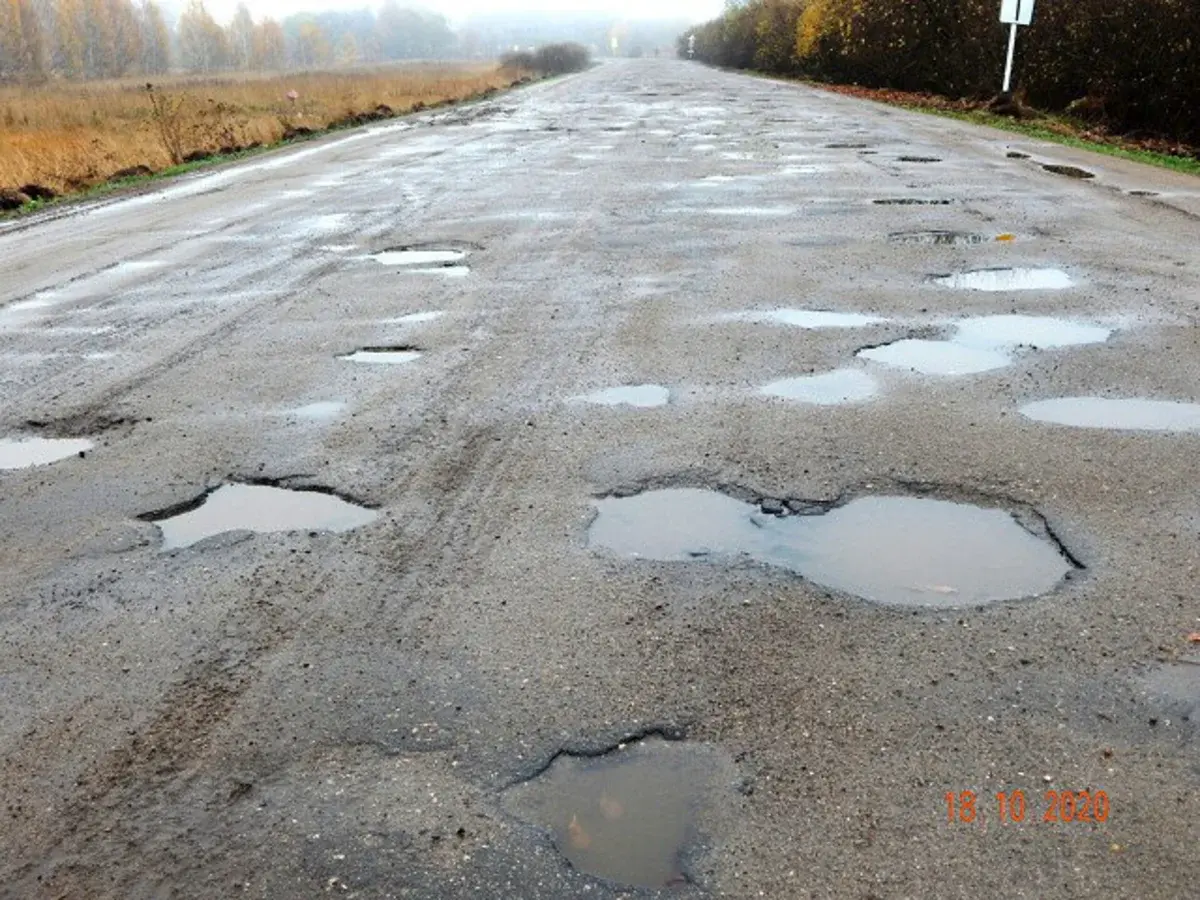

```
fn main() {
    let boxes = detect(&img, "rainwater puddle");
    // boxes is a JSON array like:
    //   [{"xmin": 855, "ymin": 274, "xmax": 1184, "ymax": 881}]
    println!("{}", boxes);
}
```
[
  {"xmin": 705, "ymin": 206, "xmax": 795, "ymax": 217},
  {"xmin": 934, "ymin": 268, "xmax": 1073, "ymax": 291},
  {"xmin": 574, "ymin": 385, "xmax": 670, "ymax": 408},
  {"xmin": 503, "ymin": 738, "xmax": 729, "ymax": 889},
  {"xmin": 148, "ymin": 484, "xmax": 378, "ymax": 550},
  {"xmin": 858, "ymin": 339, "xmax": 1011, "ymax": 375},
  {"xmin": 952, "ymin": 315, "xmax": 1112, "ymax": 349},
  {"xmin": 370, "ymin": 249, "xmax": 466, "ymax": 266},
  {"xmin": 338, "ymin": 347, "xmax": 422, "ymax": 365},
  {"xmin": 286, "ymin": 401, "xmax": 346, "ymax": 421},
  {"xmin": 0, "ymin": 436, "xmax": 94, "ymax": 470},
  {"xmin": 1020, "ymin": 398, "xmax": 1200, "ymax": 433},
  {"xmin": 383, "ymin": 311, "xmax": 444, "ymax": 325},
  {"xmin": 889, "ymin": 231, "xmax": 986, "ymax": 246},
  {"xmin": 760, "ymin": 369, "xmax": 878, "ymax": 405},
  {"xmin": 589, "ymin": 489, "xmax": 1072, "ymax": 607},
  {"xmin": 716, "ymin": 309, "xmax": 885, "ymax": 329}
]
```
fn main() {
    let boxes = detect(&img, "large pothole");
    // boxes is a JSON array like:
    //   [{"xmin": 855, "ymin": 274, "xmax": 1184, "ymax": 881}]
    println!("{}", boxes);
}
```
[
  {"xmin": 1020, "ymin": 397, "xmax": 1200, "ymax": 433},
  {"xmin": 502, "ymin": 735, "xmax": 734, "ymax": 890},
  {"xmin": 588, "ymin": 485, "xmax": 1077, "ymax": 607},
  {"xmin": 337, "ymin": 345, "xmax": 422, "ymax": 365},
  {"xmin": 0, "ymin": 436, "xmax": 93, "ymax": 470},
  {"xmin": 933, "ymin": 268, "xmax": 1073, "ymax": 291},
  {"xmin": 142, "ymin": 482, "xmax": 379, "ymax": 550}
]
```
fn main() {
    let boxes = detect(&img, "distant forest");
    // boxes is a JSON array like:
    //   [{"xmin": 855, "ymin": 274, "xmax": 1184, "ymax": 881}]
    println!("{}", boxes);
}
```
[{"xmin": 0, "ymin": 2, "xmax": 687, "ymax": 82}]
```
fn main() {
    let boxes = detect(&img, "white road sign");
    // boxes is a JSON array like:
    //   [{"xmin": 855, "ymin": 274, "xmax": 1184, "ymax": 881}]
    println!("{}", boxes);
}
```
[{"xmin": 1000, "ymin": 0, "xmax": 1035, "ymax": 26}]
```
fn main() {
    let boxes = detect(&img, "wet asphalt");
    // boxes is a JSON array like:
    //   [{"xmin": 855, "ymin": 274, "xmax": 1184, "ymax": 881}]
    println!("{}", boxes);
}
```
[{"xmin": 1, "ymin": 59, "xmax": 1198, "ymax": 898}]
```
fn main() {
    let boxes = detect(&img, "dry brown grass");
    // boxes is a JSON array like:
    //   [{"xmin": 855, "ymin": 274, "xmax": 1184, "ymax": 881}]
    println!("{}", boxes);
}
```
[{"xmin": 0, "ymin": 63, "xmax": 522, "ymax": 196}]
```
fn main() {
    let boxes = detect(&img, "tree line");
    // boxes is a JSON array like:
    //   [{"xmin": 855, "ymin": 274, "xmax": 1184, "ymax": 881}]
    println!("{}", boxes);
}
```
[
  {"xmin": 0, "ymin": 0, "xmax": 458, "ymax": 82},
  {"xmin": 681, "ymin": 0, "xmax": 1200, "ymax": 144}
]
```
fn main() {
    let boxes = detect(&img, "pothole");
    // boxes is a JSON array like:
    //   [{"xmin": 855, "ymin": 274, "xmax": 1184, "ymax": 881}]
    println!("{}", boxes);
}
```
[
  {"xmin": 760, "ymin": 369, "xmax": 879, "ymax": 405},
  {"xmin": 826, "ymin": 142, "xmax": 868, "ymax": 149},
  {"xmin": 286, "ymin": 401, "xmax": 346, "ymax": 421},
  {"xmin": 142, "ymin": 483, "xmax": 379, "ymax": 550},
  {"xmin": 1020, "ymin": 397, "xmax": 1200, "ymax": 433},
  {"xmin": 1007, "ymin": 151, "xmax": 1031, "ymax": 159},
  {"xmin": 0, "ymin": 436, "xmax": 94, "ymax": 470},
  {"xmin": 588, "ymin": 487, "xmax": 1075, "ymax": 607},
  {"xmin": 897, "ymin": 155, "xmax": 941, "ymax": 163},
  {"xmin": 952, "ymin": 315, "xmax": 1112, "ymax": 349},
  {"xmin": 873, "ymin": 198, "xmax": 953, "ymax": 206},
  {"xmin": 371, "ymin": 250, "xmax": 463, "ymax": 265},
  {"xmin": 858, "ymin": 339, "xmax": 1012, "ymax": 375},
  {"xmin": 573, "ymin": 385, "xmax": 670, "ymax": 408},
  {"xmin": 382, "ymin": 311, "xmax": 444, "ymax": 325},
  {"xmin": 714, "ymin": 309, "xmax": 886, "ymax": 329},
  {"xmin": 337, "ymin": 346, "xmax": 422, "ymax": 365},
  {"xmin": 889, "ymin": 231, "xmax": 986, "ymax": 246},
  {"xmin": 1138, "ymin": 653, "xmax": 1199, "ymax": 732},
  {"xmin": 502, "ymin": 736, "xmax": 732, "ymax": 889},
  {"xmin": 1043, "ymin": 164, "xmax": 1095, "ymax": 179},
  {"xmin": 1129, "ymin": 190, "xmax": 1159, "ymax": 197},
  {"xmin": 933, "ymin": 268, "xmax": 1073, "ymax": 291}
]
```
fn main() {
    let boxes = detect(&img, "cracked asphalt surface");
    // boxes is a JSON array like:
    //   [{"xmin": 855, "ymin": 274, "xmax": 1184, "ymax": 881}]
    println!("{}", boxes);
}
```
[{"xmin": 1, "ymin": 59, "xmax": 1198, "ymax": 898}]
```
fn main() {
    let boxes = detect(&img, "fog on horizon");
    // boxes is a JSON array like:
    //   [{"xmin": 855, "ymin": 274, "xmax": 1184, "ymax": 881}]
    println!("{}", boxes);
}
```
[{"xmin": 199, "ymin": 0, "xmax": 725, "ymax": 27}]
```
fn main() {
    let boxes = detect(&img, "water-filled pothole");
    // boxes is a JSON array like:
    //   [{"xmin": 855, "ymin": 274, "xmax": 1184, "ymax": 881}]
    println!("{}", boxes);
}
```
[
  {"xmin": 933, "ymin": 268, "xmax": 1073, "ymax": 291},
  {"xmin": 144, "ymin": 483, "xmax": 379, "ymax": 550},
  {"xmin": 0, "ymin": 436, "xmax": 94, "ymax": 470},
  {"xmin": 1020, "ymin": 398, "xmax": 1200, "ymax": 433},
  {"xmin": 858, "ymin": 339, "xmax": 1011, "ymax": 375},
  {"xmin": 897, "ymin": 155, "xmax": 941, "ymax": 163},
  {"xmin": 952, "ymin": 315, "xmax": 1112, "ymax": 349},
  {"xmin": 873, "ymin": 198, "xmax": 953, "ymax": 206},
  {"xmin": 588, "ymin": 488, "xmax": 1074, "ymax": 606},
  {"xmin": 760, "ymin": 369, "xmax": 878, "ymax": 405},
  {"xmin": 573, "ymin": 385, "xmax": 670, "ymax": 408},
  {"xmin": 503, "ymin": 737, "xmax": 730, "ymax": 889},
  {"xmin": 889, "ymin": 231, "xmax": 986, "ymax": 246},
  {"xmin": 1043, "ymin": 164, "xmax": 1094, "ymax": 179},
  {"xmin": 369, "ymin": 244, "xmax": 473, "ymax": 266},
  {"xmin": 715, "ymin": 309, "xmax": 885, "ymax": 329},
  {"xmin": 337, "ymin": 346, "xmax": 421, "ymax": 365}
]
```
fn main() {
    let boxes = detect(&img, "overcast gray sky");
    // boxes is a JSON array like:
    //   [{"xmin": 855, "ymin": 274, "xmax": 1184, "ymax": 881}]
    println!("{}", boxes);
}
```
[{"xmin": 204, "ymin": 1, "xmax": 725, "ymax": 26}]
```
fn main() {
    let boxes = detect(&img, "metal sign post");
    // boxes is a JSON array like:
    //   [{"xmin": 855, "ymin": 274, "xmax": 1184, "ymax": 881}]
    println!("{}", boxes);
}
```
[
  {"xmin": 687, "ymin": 34, "xmax": 696, "ymax": 59},
  {"xmin": 999, "ymin": 0, "xmax": 1035, "ymax": 94}
]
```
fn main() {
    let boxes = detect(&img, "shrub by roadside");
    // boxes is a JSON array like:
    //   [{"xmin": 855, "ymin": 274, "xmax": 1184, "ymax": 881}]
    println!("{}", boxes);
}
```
[{"xmin": 501, "ymin": 42, "xmax": 591, "ymax": 77}]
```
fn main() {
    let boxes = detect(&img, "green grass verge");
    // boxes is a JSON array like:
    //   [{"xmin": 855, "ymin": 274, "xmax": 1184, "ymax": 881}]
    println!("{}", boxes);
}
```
[{"xmin": 915, "ymin": 107, "xmax": 1200, "ymax": 177}]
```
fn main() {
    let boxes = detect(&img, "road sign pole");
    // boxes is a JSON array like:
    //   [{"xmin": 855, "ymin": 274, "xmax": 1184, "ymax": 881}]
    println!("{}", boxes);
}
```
[{"xmin": 1001, "ymin": 22, "xmax": 1019, "ymax": 93}]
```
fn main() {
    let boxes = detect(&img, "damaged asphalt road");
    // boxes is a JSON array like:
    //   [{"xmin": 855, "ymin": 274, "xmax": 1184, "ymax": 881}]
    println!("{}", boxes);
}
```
[{"xmin": 1, "ymin": 59, "xmax": 1198, "ymax": 898}]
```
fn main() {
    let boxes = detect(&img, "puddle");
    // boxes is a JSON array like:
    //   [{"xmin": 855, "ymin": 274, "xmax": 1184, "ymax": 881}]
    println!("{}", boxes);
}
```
[
  {"xmin": 0, "ymin": 436, "xmax": 94, "ymax": 470},
  {"xmin": 951, "ymin": 315, "xmax": 1112, "ymax": 349},
  {"xmin": 1043, "ymin": 164, "xmax": 1094, "ymax": 179},
  {"xmin": 338, "ymin": 346, "xmax": 422, "ymax": 365},
  {"xmin": 889, "ymin": 231, "xmax": 986, "ymax": 246},
  {"xmin": 589, "ymin": 489, "xmax": 1072, "ymax": 606},
  {"xmin": 147, "ymin": 483, "xmax": 378, "ymax": 550},
  {"xmin": 503, "ymin": 738, "xmax": 729, "ymax": 889},
  {"xmin": 715, "ymin": 309, "xmax": 885, "ymax": 329},
  {"xmin": 383, "ymin": 311, "xmax": 444, "ymax": 325},
  {"xmin": 574, "ymin": 385, "xmax": 670, "ymax": 408},
  {"xmin": 760, "ymin": 369, "xmax": 879, "ymax": 405},
  {"xmin": 1019, "ymin": 398, "xmax": 1200, "ymax": 433},
  {"xmin": 369, "ymin": 249, "xmax": 466, "ymax": 266},
  {"xmin": 287, "ymin": 401, "xmax": 346, "ymax": 421},
  {"xmin": 705, "ymin": 206, "xmax": 795, "ymax": 217},
  {"xmin": 897, "ymin": 156, "xmax": 941, "ymax": 163},
  {"xmin": 858, "ymin": 339, "xmax": 1012, "ymax": 375},
  {"xmin": 873, "ymin": 198, "xmax": 953, "ymax": 206},
  {"xmin": 933, "ymin": 268, "xmax": 1073, "ymax": 291}
]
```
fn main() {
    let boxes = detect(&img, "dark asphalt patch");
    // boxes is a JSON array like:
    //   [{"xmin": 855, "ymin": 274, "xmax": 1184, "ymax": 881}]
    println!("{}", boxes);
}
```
[
  {"xmin": 1043, "ymin": 164, "xmax": 1096, "ymax": 179},
  {"xmin": 141, "ymin": 482, "xmax": 378, "ymax": 549},
  {"xmin": 588, "ymin": 485, "xmax": 1077, "ymax": 607}
]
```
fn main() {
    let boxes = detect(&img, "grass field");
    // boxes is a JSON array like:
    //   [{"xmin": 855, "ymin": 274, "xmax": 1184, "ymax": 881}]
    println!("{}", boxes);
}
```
[{"xmin": 0, "ymin": 63, "xmax": 524, "ymax": 199}]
